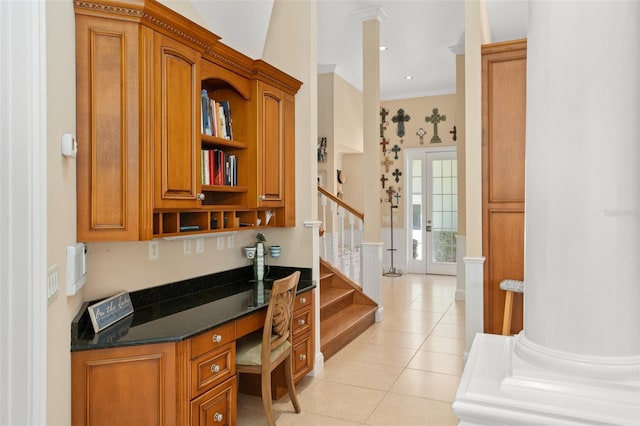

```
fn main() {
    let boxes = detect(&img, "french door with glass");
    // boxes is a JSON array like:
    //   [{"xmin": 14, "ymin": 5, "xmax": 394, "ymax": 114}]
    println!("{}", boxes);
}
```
[{"xmin": 406, "ymin": 148, "xmax": 457, "ymax": 275}]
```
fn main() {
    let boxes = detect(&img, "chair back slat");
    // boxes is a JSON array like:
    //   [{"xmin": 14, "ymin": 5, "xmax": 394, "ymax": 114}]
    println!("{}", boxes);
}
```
[{"xmin": 262, "ymin": 271, "xmax": 300, "ymax": 361}]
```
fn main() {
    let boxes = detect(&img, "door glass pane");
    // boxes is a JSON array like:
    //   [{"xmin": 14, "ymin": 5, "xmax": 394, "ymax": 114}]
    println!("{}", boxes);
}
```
[
  {"xmin": 431, "ymin": 158, "xmax": 457, "ymax": 263},
  {"xmin": 411, "ymin": 159, "xmax": 423, "ymax": 261}
]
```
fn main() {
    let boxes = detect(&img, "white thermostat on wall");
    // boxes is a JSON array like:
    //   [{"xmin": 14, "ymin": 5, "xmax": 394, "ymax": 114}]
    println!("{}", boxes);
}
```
[{"xmin": 67, "ymin": 243, "xmax": 87, "ymax": 296}]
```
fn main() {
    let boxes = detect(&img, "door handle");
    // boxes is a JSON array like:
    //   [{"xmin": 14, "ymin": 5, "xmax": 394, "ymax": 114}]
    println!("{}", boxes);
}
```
[{"xmin": 426, "ymin": 225, "xmax": 432, "ymax": 232}]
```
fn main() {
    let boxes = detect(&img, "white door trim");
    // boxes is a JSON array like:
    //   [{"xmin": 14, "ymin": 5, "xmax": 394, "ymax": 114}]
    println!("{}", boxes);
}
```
[{"xmin": 0, "ymin": 1, "xmax": 48, "ymax": 424}]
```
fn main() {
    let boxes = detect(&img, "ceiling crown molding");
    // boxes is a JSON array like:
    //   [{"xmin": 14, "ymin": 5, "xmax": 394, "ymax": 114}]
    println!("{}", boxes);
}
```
[{"xmin": 352, "ymin": 6, "xmax": 389, "ymax": 23}]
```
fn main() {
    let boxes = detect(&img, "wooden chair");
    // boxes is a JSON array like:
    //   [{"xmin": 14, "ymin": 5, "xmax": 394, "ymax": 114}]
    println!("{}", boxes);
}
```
[
  {"xmin": 236, "ymin": 271, "xmax": 302, "ymax": 425},
  {"xmin": 499, "ymin": 279, "xmax": 525, "ymax": 335}
]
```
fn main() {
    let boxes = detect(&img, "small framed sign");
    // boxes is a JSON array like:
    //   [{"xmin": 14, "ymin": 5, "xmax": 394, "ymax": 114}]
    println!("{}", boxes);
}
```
[{"xmin": 88, "ymin": 292, "xmax": 134, "ymax": 333}]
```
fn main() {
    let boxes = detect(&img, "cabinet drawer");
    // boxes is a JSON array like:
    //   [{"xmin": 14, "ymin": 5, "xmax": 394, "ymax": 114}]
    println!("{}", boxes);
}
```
[
  {"xmin": 294, "ymin": 290, "xmax": 312, "ymax": 311},
  {"xmin": 190, "ymin": 322, "xmax": 236, "ymax": 359},
  {"xmin": 292, "ymin": 335, "xmax": 313, "ymax": 380},
  {"xmin": 191, "ymin": 343, "xmax": 235, "ymax": 398},
  {"xmin": 292, "ymin": 308, "xmax": 311, "ymax": 337},
  {"xmin": 191, "ymin": 376, "xmax": 237, "ymax": 426}
]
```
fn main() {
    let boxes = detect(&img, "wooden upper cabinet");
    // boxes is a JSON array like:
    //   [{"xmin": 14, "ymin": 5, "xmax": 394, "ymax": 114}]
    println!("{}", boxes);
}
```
[
  {"xmin": 256, "ymin": 81, "xmax": 286, "ymax": 208},
  {"xmin": 154, "ymin": 33, "xmax": 202, "ymax": 209},
  {"xmin": 74, "ymin": 0, "xmax": 301, "ymax": 241},
  {"xmin": 75, "ymin": 16, "xmax": 145, "ymax": 242},
  {"xmin": 482, "ymin": 39, "xmax": 527, "ymax": 335}
]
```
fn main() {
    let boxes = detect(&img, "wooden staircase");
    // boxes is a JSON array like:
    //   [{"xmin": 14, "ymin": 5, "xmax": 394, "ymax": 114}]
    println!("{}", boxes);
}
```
[{"xmin": 320, "ymin": 258, "xmax": 377, "ymax": 360}]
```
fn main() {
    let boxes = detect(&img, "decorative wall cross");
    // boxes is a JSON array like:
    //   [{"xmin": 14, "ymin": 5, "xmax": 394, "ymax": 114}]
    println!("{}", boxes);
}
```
[
  {"xmin": 392, "ymin": 168, "xmax": 402, "ymax": 183},
  {"xmin": 391, "ymin": 144, "xmax": 401, "ymax": 160},
  {"xmin": 416, "ymin": 128, "xmax": 427, "ymax": 145},
  {"xmin": 385, "ymin": 186, "xmax": 395, "ymax": 203},
  {"xmin": 380, "ymin": 174, "xmax": 388, "ymax": 188},
  {"xmin": 425, "ymin": 107, "xmax": 447, "ymax": 143},
  {"xmin": 449, "ymin": 125, "xmax": 457, "ymax": 142},
  {"xmin": 380, "ymin": 137, "xmax": 389, "ymax": 154},
  {"xmin": 380, "ymin": 156, "xmax": 393, "ymax": 173},
  {"xmin": 380, "ymin": 107, "xmax": 389, "ymax": 138},
  {"xmin": 394, "ymin": 192, "xmax": 401, "ymax": 205},
  {"xmin": 391, "ymin": 108, "xmax": 411, "ymax": 138}
]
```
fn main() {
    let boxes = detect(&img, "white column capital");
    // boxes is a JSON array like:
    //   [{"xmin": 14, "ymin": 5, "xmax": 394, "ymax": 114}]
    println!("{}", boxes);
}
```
[{"xmin": 352, "ymin": 7, "xmax": 388, "ymax": 23}]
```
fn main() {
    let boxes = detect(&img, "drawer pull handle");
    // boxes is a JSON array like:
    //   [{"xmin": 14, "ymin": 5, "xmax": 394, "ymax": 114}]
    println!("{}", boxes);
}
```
[
  {"xmin": 196, "ymin": 193, "xmax": 205, "ymax": 201},
  {"xmin": 299, "ymin": 297, "xmax": 307, "ymax": 304},
  {"xmin": 212, "ymin": 334, "xmax": 222, "ymax": 343},
  {"xmin": 210, "ymin": 364, "xmax": 220, "ymax": 373},
  {"xmin": 213, "ymin": 413, "xmax": 223, "ymax": 422},
  {"xmin": 297, "ymin": 319, "xmax": 306, "ymax": 326},
  {"xmin": 299, "ymin": 354, "xmax": 306, "ymax": 361}
]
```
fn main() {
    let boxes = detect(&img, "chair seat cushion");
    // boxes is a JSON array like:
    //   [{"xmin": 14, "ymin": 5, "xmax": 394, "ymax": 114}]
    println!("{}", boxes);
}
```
[
  {"xmin": 236, "ymin": 332, "xmax": 291, "ymax": 366},
  {"xmin": 499, "ymin": 279, "xmax": 525, "ymax": 293}
]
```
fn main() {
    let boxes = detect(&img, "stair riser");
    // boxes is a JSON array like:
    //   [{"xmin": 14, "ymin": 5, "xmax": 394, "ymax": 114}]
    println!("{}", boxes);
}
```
[
  {"xmin": 320, "ymin": 294, "xmax": 354, "ymax": 322},
  {"xmin": 321, "ymin": 311, "xmax": 375, "ymax": 360}
]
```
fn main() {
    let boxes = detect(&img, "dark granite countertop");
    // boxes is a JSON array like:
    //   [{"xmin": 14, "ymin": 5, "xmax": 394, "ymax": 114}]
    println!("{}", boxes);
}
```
[{"xmin": 71, "ymin": 266, "xmax": 314, "ymax": 352}]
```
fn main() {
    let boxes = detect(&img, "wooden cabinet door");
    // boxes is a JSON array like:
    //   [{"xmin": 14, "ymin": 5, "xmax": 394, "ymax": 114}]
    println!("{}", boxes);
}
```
[
  {"xmin": 75, "ymin": 16, "xmax": 144, "ymax": 241},
  {"xmin": 71, "ymin": 342, "xmax": 177, "ymax": 425},
  {"xmin": 191, "ymin": 377, "xmax": 237, "ymax": 426},
  {"xmin": 482, "ymin": 40, "xmax": 527, "ymax": 335},
  {"xmin": 154, "ymin": 33, "xmax": 201, "ymax": 209},
  {"xmin": 255, "ymin": 82, "xmax": 289, "ymax": 209}
]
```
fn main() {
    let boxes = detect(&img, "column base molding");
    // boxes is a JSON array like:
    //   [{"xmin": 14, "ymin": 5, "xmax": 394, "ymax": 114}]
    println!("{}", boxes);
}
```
[{"xmin": 454, "ymin": 333, "xmax": 640, "ymax": 425}]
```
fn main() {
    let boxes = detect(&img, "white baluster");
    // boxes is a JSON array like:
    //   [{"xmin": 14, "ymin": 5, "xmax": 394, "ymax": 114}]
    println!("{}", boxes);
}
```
[
  {"xmin": 337, "ymin": 206, "xmax": 346, "ymax": 273},
  {"xmin": 348, "ymin": 212, "xmax": 355, "ymax": 280},
  {"xmin": 320, "ymin": 193, "xmax": 328, "ymax": 259}
]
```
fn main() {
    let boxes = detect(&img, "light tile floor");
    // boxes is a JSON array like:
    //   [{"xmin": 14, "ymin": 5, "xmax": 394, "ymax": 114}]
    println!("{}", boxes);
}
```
[{"xmin": 237, "ymin": 274, "xmax": 464, "ymax": 425}]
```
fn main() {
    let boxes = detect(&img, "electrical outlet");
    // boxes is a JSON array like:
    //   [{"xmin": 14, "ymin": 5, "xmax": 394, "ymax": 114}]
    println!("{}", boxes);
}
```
[
  {"xmin": 196, "ymin": 238, "xmax": 204, "ymax": 254},
  {"xmin": 183, "ymin": 239, "xmax": 192, "ymax": 255},
  {"xmin": 227, "ymin": 234, "xmax": 234, "ymax": 248},
  {"xmin": 149, "ymin": 241, "xmax": 159, "ymax": 260},
  {"xmin": 217, "ymin": 237, "xmax": 224, "ymax": 250},
  {"xmin": 47, "ymin": 264, "xmax": 59, "ymax": 303}
]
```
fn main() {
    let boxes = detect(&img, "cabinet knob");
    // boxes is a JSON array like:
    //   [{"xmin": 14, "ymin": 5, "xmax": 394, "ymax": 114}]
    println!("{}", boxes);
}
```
[
  {"xmin": 299, "ymin": 297, "xmax": 306, "ymax": 304},
  {"xmin": 213, "ymin": 413, "xmax": 223, "ymax": 422},
  {"xmin": 196, "ymin": 193, "xmax": 205, "ymax": 201},
  {"xmin": 210, "ymin": 364, "xmax": 220, "ymax": 373},
  {"xmin": 297, "ymin": 319, "xmax": 306, "ymax": 326},
  {"xmin": 299, "ymin": 354, "xmax": 306, "ymax": 361},
  {"xmin": 259, "ymin": 194, "xmax": 266, "ymax": 201},
  {"xmin": 212, "ymin": 334, "xmax": 222, "ymax": 343}
]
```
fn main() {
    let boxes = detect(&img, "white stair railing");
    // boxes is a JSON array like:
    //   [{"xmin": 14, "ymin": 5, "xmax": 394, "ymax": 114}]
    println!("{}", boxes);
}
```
[{"xmin": 318, "ymin": 186, "xmax": 364, "ymax": 286}]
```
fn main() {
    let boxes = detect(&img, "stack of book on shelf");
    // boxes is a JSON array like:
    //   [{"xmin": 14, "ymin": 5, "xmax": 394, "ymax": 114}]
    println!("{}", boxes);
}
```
[
  {"xmin": 201, "ymin": 89, "xmax": 233, "ymax": 140},
  {"xmin": 202, "ymin": 149, "xmax": 237, "ymax": 186}
]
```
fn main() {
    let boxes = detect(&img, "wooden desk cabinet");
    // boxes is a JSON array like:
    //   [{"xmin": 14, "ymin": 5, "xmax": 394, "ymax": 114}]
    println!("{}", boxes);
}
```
[{"xmin": 72, "ymin": 288, "xmax": 314, "ymax": 425}]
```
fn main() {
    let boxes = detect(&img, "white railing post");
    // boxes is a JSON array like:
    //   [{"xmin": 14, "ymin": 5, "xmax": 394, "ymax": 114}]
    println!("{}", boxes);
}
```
[{"xmin": 320, "ymin": 193, "xmax": 328, "ymax": 259}]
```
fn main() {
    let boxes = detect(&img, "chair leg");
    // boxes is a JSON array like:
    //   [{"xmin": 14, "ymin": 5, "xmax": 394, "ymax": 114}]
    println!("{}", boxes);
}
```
[
  {"xmin": 502, "ymin": 291, "xmax": 514, "ymax": 335},
  {"xmin": 284, "ymin": 355, "xmax": 301, "ymax": 413},
  {"xmin": 261, "ymin": 368, "xmax": 276, "ymax": 426}
]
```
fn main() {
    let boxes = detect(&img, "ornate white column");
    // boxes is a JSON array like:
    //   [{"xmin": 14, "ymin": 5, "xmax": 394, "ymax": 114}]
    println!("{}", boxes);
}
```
[{"xmin": 454, "ymin": 2, "xmax": 640, "ymax": 424}]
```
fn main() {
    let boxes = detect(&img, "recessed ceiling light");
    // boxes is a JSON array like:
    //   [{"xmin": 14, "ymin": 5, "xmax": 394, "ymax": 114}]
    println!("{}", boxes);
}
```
[
  {"xmin": 405, "ymin": 75, "xmax": 414, "ymax": 80},
  {"xmin": 379, "ymin": 46, "xmax": 388, "ymax": 51}
]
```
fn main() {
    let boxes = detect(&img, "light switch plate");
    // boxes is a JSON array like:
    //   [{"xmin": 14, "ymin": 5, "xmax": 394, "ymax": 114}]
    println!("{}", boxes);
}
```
[
  {"xmin": 183, "ymin": 239, "xmax": 192, "ymax": 255},
  {"xmin": 196, "ymin": 238, "xmax": 204, "ymax": 254},
  {"xmin": 217, "ymin": 237, "xmax": 224, "ymax": 250},
  {"xmin": 149, "ymin": 241, "xmax": 159, "ymax": 260},
  {"xmin": 227, "ymin": 234, "xmax": 234, "ymax": 248}
]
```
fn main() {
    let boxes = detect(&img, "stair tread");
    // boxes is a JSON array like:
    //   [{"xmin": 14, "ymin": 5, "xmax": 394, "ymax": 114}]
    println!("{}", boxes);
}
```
[
  {"xmin": 320, "ymin": 287, "xmax": 354, "ymax": 309},
  {"xmin": 320, "ymin": 304, "xmax": 377, "ymax": 345},
  {"xmin": 320, "ymin": 271, "xmax": 334, "ymax": 280}
]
